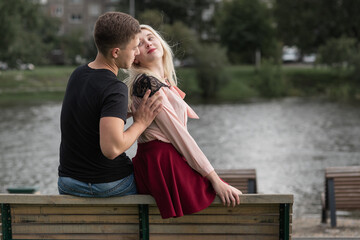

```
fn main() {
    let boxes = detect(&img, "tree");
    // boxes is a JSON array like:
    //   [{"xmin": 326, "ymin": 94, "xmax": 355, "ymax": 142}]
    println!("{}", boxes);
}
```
[
  {"xmin": 194, "ymin": 43, "xmax": 229, "ymax": 99},
  {"xmin": 0, "ymin": 0, "xmax": 60, "ymax": 67},
  {"xmin": 216, "ymin": 0, "xmax": 276, "ymax": 64},
  {"xmin": 160, "ymin": 21, "xmax": 199, "ymax": 61},
  {"xmin": 317, "ymin": 37, "xmax": 357, "ymax": 68},
  {"xmin": 121, "ymin": 0, "xmax": 216, "ymax": 37},
  {"xmin": 274, "ymin": 0, "xmax": 360, "ymax": 53}
]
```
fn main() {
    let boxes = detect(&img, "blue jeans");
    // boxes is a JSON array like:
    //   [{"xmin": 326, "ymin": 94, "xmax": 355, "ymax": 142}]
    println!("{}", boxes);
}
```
[{"xmin": 58, "ymin": 173, "xmax": 137, "ymax": 197}]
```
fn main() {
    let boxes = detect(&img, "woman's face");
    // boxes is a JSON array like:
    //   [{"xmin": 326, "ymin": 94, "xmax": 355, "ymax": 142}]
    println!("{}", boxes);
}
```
[{"xmin": 134, "ymin": 29, "xmax": 163, "ymax": 66}]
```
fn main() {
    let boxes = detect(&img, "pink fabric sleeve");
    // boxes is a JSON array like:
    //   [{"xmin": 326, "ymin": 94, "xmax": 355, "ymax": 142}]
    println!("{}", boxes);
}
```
[{"xmin": 154, "ymin": 89, "xmax": 215, "ymax": 177}]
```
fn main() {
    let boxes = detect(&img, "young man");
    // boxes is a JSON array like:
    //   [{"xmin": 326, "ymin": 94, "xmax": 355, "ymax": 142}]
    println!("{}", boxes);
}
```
[{"xmin": 58, "ymin": 12, "xmax": 162, "ymax": 197}]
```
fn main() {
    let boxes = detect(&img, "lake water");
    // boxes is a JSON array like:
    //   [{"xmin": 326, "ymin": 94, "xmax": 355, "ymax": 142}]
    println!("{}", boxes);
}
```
[{"xmin": 1, "ymin": 97, "xmax": 359, "ymax": 217}]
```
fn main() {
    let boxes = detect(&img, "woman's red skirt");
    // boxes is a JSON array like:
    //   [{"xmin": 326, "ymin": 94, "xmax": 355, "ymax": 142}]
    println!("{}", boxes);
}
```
[{"xmin": 132, "ymin": 140, "xmax": 216, "ymax": 219}]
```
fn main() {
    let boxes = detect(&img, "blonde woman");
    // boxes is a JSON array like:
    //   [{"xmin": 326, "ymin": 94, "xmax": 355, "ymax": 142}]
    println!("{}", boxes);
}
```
[{"xmin": 126, "ymin": 25, "xmax": 241, "ymax": 219}]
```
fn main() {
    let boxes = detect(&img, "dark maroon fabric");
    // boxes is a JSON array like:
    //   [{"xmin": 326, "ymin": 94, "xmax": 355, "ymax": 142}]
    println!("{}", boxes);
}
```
[{"xmin": 133, "ymin": 140, "xmax": 216, "ymax": 219}]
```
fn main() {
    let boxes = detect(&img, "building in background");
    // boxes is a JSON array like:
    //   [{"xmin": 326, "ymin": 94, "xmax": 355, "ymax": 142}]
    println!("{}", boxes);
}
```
[{"xmin": 44, "ymin": 0, "xmax": 122, "ymax": 39}]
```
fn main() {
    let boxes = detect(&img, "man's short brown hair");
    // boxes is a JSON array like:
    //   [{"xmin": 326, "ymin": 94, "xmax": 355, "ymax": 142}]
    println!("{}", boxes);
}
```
[{"xmin": 94, "ymin": 12, "xmax": 141, "ymax": 56}]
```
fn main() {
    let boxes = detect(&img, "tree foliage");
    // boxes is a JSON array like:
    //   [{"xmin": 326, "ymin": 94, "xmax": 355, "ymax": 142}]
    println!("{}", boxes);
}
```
[
  {"xmin": 317, "ymin": 37, "xmax": 358, "ymax": 68},
  {"xmin": 0, "ymin": 0, "xmax": 60, "ymax": 67},
  {"xmin": 193, "ymin": 43, "xmax": 229, "ymax": 99},
  {"xmin": 274, "ymin": 0, "xmax": 360, "ymax": 53},
  {"xmin": 216, "ymin": 0, "xmax": 276, "ymax": 64},
  {"xmin": 125, "ymin": 0, "xmax": 216, "ymax": 34}
]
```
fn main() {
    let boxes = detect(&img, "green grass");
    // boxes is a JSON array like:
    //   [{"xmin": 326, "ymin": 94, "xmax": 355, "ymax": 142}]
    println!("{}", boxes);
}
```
[
  {"xmin": 0, "ymin": 66, "xmax": 74, "ymax": 89},
  {"xmin": 0, "ymin": 64, "xmax": 358, "ymax": 104},
  {"xmin": 0, "ymin": 66, "xmax": 74, "ymax": 104}
]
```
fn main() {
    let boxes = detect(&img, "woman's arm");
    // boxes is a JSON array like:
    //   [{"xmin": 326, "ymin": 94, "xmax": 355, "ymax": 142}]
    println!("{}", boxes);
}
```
[
  {"xmin": 153, "ymin": 89, "xmax": 214, "ymax": 176},
  {"xmin": 153, "ymin": 89, "xmax": 242, "ymax": 206}
]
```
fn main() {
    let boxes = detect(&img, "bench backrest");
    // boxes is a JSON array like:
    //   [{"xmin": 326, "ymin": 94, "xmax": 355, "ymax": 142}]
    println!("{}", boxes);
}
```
[
  {"xmin": 325, "ymin": 166, "xmax": 360, "ymax": 210},
  {"xmin": 217, "ymin": 169, "xmax": 257, "ymax": 193},
  {"xmin": 0, "ymin": 194, "xmax": 293, "ymax": 240}
]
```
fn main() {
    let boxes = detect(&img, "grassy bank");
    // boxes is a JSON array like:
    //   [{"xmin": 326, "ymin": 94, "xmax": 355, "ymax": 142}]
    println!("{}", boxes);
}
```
[
  {"xmin": 0, "ymin": 64, "xmax": 358, "ymax": 104},
  {"xmin": 0, "ymin": 66, "xmax": 74, "ymax": 104}
]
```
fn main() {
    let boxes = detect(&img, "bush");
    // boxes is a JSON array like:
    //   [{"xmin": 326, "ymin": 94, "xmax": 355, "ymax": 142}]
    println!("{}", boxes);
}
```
[
  {"xmin": 254, "ymin": 60, "xmax": 287, "ymax": 98},
  {"xmin": 193, "ymin": 43, "xmax": 229, "ymax": 99},
  {"xmin": 317, "ymin": 37, "xmax": 358, "ymax": 68}
]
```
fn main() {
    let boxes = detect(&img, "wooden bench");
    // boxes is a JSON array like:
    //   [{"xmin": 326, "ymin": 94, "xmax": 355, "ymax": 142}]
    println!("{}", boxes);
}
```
[
  {"xmin": 321, "ymin": 166, "xmax": 360, "ymax": 227},
  {"xmin": 217, "ymin": 169, "xmax": 257, "ymax": 193},
  {"xmin": 1, "ymin": 194, "xmax": 293, "ymax": 240}
]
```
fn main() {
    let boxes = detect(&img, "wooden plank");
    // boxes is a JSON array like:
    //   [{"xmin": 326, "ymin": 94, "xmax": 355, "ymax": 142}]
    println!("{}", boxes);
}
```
[
  {"xmin": 217, "ymin": 169, "xmax": 256, "ymax": 174},
  {"xmin": 13, "ymin": 214, "xmax": 139, "ymax": 224},
  {"xmin": 0, "ymin": 194, "xmax": 293, "ymax": 205},
  {"xmin": 149, "ymin": 204, "xmax": 280, "ymax": 215},
  {"xmin": 325, "ymin": 166, "xmax": 360, "ymax": 173},
  {"xmin": 334, "ymin": 188, "xmax": 360, "ymax": 192},
  {"xmin": 13, "ymin": 233, "xmax": 138, "ymax": 239},
  {"xmin": 149, "ymin": 224, "xmax": 279, "ymax": 234},
  {"xmin": 0, "ymin": 194, "xmax": 156, "ymax": 205},
  {"xmin": 149, "ymin": 214, "xmax": 279, "ymax": 224},
  {"xmin": 12, "ymin": 205, "xmax": 139, "ymax": 215},
  {"xmin": 334, "ymin": 194, "xmax": 360, "ymax": 198},
  {"xmin": 150, "ymin": 234, "xmax": 279, "ymax": 240},
  {"xmin": 222, "ymin": 195, "xmax": 292, "ymax": 204},
  {"xmin": 12, "ymin": 224, "xmax": 139, "ymax": 234}
]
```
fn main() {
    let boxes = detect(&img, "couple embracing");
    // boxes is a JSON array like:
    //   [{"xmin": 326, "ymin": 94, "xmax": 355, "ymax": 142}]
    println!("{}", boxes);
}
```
[{"xmin": 58, "ymin": 12, "xmax": 241, "ymax": 219}]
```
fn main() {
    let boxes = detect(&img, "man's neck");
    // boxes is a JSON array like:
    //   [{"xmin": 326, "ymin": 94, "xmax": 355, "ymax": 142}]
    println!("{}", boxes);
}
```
[{"xmin": 88, "ymin": 53, "xmax": 118, "ymax": 76}]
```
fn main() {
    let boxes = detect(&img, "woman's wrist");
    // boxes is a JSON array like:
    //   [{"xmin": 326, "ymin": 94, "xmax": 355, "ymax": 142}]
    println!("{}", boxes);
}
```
[{"xmin": 205, "ymin": 171, "xmax": 220, "ymax": 184}]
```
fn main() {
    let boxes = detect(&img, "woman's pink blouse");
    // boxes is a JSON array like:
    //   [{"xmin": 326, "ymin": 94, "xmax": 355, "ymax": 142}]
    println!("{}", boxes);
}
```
[{"xmin": 132, "ymin": 85, "xmax": 214, "ymax": 177}]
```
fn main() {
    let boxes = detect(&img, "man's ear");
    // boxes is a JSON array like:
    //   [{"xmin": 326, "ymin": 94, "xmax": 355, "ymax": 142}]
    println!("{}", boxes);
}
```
[{"xmin": 111, "ymin": 47, "xmax": 120, "ymax": 58}]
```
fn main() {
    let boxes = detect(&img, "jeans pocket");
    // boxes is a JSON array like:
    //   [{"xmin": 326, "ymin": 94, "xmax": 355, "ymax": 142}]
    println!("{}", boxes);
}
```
[
  {"xmin": 58, "ymin": 177, "xmax": 93, "ymax": 196},
  {"xmin": 92, "ymin": 174, "xmax": 137, "ymax": 197}
]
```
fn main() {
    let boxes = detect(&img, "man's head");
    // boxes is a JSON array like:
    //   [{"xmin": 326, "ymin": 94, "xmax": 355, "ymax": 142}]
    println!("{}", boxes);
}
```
[{"xmin": 94, "ymin": 12, "xmax": 141, "ymax": 66}]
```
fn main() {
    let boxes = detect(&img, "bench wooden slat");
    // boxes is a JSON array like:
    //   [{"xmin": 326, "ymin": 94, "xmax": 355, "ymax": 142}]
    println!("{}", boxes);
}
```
[
  {"xmin": 0, "ymin": 194, "xmax": 156, "ymax": 205},
  {"xmin": 12, "ymin": 205, "xmax": 139, "ymax": 215},
  {"xmin": 150, "ymin": 235, "xmax": 280, "ymax": 240},
  {"xmin": 150, "ymin": 204, "xmax": 281, "ymax": 215},
  {"xmin": 149, "ymin": 224, "xmax": 279, "ymax": 234},
  {"xmin": 13, "ymin": 214, "xmax": 139, "ymax": 224},
  {"xmin": 149, "ymin": 214, "xmax": 280, "ymax": 224},
  {"xmin": 326, "ymin": 166, "xmax": 360, "ymax": 177},
  {"xmin": 217, "ymin": 169, "xmax": 257, "ymax": 193},
  {"xmin": 13, "ymin": 233, "xmax": 137, "ymax": 239},
  {"xmin": 13, "ymin": 224, "xmax": 139, "ymax": 234},
  {"xmin": 0, "ymin": 194, "xmax": 292, "ymax": 205}
]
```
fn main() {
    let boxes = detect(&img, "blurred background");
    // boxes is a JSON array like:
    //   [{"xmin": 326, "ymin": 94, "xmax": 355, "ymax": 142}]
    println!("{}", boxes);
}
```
[{"xmin": 1, "ymin": 0, "xmax": 360, "ymax": 236}]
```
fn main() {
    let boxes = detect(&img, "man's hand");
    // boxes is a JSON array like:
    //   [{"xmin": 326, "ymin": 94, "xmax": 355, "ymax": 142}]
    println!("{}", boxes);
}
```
[{"xmin": 131, "ymin": 89, "xmax": 163, "ymax": 128}]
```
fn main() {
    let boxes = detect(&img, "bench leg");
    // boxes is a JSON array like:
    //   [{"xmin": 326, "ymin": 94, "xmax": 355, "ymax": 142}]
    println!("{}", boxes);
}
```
[
  {"xmin": 1, "ymin": 204, "xmax": 13, "ymax": 240},
  {"xmin": 138, "ymin": 204, "xmax": 149, "ymax": 240},
  {"xmin": 279, "ymin": 203, "xmax": 290, "ymax": 240},
  {"xmin": 327, "ymin": 178, "xmax": 337, "ymax": 227},
  {"xmin": 321, "ymin": 192, "xmax": 327, "ymax": 224},
  {"xmin": 248, "ymin": 179, "xmax": 256, "ymax": 193}
]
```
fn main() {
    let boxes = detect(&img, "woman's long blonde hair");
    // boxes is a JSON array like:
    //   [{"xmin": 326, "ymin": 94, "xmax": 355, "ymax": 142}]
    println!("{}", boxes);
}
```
[{"xmin": 125, "ymin": 24, "xmax": 177, "ymax": 106}]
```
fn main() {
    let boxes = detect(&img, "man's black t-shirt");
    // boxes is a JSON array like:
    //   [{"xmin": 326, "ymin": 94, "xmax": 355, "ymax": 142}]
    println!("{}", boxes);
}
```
[{"xmin": 59, "ymin": 64, "xmax": 133, "ymax": 183}]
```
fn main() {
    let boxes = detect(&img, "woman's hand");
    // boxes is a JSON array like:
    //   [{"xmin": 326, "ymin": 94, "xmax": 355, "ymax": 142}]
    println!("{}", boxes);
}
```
[{"xmin": 206, "ymin": 171, "xmax": 242, "ymax": 207}]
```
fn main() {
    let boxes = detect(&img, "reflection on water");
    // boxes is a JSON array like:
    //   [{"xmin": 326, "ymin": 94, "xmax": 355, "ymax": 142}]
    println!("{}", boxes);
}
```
[{"xmin": 0, "ymin": 98, "xmax": 359, "ymax": 217}]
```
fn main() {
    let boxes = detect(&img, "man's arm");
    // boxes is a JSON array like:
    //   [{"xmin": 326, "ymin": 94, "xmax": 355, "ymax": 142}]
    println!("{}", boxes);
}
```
[{"xmin": 100, "ymin": 90, "xmax": 162, "ymax": 159}]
